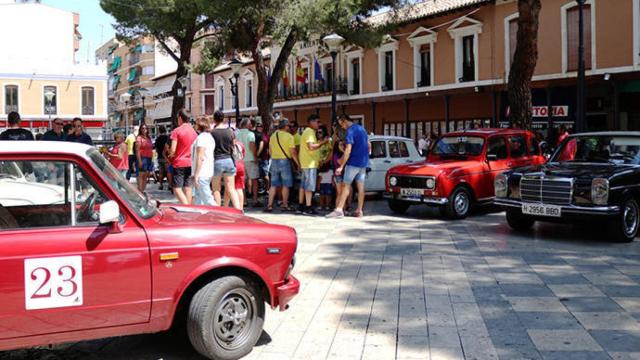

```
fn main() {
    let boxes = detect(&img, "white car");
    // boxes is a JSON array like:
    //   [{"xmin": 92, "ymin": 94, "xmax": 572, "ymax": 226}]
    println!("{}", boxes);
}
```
[
  {"xmin": 0, "ymin": 161, "xmax": 68, "ymax": 206},
  {"xmin": 366, "ymin": 135, "xmax": 423, "ymax": 192}
]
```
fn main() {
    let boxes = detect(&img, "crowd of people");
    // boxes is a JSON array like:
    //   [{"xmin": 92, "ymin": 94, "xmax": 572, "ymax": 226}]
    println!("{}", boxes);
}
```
[
  {"xmin": 106, "ymin": 108, "xmax": 371, "ymax": 217},
  {"xmin": 0, "ymin": 111, "xmax": 94, "ymax": 145}
]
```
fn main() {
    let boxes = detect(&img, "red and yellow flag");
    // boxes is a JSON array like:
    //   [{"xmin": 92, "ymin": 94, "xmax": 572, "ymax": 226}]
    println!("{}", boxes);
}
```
[
  {"xmin": 283, "ymin": 68, "xmax": 289, "ymax": 88},
  {"xmin": 296, "ymin": 60, "xmax": 305, "ymax": 83}
]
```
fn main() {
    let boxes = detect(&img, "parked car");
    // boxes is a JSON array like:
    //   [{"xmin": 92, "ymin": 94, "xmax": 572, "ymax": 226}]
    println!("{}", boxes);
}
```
[
  {"xmin": 385, "ymin": 128, "xmax": 545, "ymax": 219},
  {"xmin": 495, "ymin": 131, "xmax": 640, "ymax": 242},
  {"xmin": 366, "ymin": 135, "xmax": 423, "ymax": 192},
  {"xmin": 0, "ymin": 142, "xmax": 299, "ymax": 360}
]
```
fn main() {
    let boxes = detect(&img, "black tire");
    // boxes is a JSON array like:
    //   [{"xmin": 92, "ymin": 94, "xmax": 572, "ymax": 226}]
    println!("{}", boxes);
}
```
[
  {"xmin": 444, "ymin": 187, "xmax": 472, "ymax": 219},
  {"xmin": 609, "ymin": 196, "xmax": 639, "ymax": 243},
  {"xmin": 187, "ymin": 276, "xmax": 265, "ymax": 360},
  {"xmin": 506, "ymin": 208, "xmax": 535, "ymax": 231},
  {"xmin": 388, "ymin": 200, "xmax": 410, "ymax": 214}
]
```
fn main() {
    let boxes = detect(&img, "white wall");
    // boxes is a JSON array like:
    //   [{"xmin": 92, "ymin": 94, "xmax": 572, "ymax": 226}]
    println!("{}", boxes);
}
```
[
  {"xmin": 0, "ymin": 2, "xmax": 103, "ymax": 77},
  {"xmin": 154, "ymin": 40, "xmax": 178, "ymax": 78}
]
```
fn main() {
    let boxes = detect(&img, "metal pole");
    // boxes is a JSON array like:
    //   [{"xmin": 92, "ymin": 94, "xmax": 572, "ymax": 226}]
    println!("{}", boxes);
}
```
[
  {"xmin": 576, "ymin": 0, "xmax": 586, "ymax": 133},
  {"xmin": 124, "ymin": 101, "xmax": 129, "ymax": 136},
  {"xmin": 330, "ymin": 51, "xmax": 338, "ymax": 125},
  {"xmin": 234, "ymin": 73, "xmax": 240, "ymax": 125},
  {"xmin": 141, "ymin": 96, "xmax": 146, "ymax": 126}
]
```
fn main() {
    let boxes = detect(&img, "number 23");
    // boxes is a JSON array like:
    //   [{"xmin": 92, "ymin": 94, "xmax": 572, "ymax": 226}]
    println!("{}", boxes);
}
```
[{"xmin": 30, "ymin": 265, "xmax": 78, "ymax": 299}]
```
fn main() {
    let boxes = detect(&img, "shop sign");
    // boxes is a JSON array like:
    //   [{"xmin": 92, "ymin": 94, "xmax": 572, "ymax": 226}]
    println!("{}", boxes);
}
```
[{"xmin": 506, "ymin": 106, "xmax": 569, "ymax": 118}]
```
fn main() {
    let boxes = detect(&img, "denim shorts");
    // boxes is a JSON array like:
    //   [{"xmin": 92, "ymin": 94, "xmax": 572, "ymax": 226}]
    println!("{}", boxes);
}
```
[
  {"xmin": 214, "ymin": 157, "xmax": 236, "ymax": 177},
  {"xmin": 301, "ymin": 168, "xmax": 318, "ymax": 192},
  {"xmin": 193, "ymin": 176, "xmax": 215, "ymax": 206},
  {"xmin": 139, "ymin": 157, "xmax": 154, "ymax": 172},
  {"xmin": 343, "ymin": 165, "xmax": 367, "ymax": 185},
  {"xmin": 270, "ymin": 159, "xmax": 293, "ymax": 188},
  {"xmin": 259, "ymin": 159, "xmax": 270, "ymax": 178}
]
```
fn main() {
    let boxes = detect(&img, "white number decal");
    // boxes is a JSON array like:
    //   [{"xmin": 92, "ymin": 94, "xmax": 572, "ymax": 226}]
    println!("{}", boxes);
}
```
[{"xmin": 24, "ymin": 256, "xmax": 83, "ymax": 310}]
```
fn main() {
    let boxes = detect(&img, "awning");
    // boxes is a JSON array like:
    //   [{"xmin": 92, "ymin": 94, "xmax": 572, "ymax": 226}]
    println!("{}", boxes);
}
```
[
  {"xmin": 128, "ymin": 67, "xmax": 137, "ymax": 82},
  {"xmin": 132, "ymin": 44, "xmax": 142, "ymax": 53},
  {"xmin": 109, "ymin": 56, "xmax": 121, "ymax": 73},
  {"xmin": 134, "ymin": 108, "xmax": 145, "ymax": 122},
  {"xmin": 111, "ymin": 75, "xmax": 121, "ymax": 91}
]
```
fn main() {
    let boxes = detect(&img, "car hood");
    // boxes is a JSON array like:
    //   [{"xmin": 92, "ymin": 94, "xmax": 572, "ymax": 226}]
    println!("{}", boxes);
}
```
[
  {"xmin": 514, "ymin": 162, "xmax": 634, "ymax": 180},
  {"xmin": 158, "ymin": 204, "xmax": 266, "ymax": 226},
  {"xmin": 0, "ymin": 178, "xmax": 65, "ymax": 206},
  {"xmin": 389, "ymin": 159, "xmax": 482, "ymax": 177}
]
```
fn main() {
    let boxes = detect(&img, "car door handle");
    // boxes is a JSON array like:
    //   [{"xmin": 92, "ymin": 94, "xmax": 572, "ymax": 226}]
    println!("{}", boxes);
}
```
[
  {"xmin": 405, "ymin": 160, "xmax": 413, "ymax": 163},
  {"xmin": 384, "ymin": 160, "xmax": 392, "ymax": 163}
]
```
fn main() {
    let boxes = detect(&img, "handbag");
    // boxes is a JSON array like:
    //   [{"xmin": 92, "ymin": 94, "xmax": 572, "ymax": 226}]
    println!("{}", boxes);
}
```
[{"xmin": 276, "ymin": 131, "xmax": 296, "ymax": 170}]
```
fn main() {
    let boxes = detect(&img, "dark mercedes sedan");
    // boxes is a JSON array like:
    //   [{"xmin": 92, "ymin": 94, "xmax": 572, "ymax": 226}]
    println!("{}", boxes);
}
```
[{"xmin": 494, "ymin": 132, "xmax": 640, "ymax": 242}]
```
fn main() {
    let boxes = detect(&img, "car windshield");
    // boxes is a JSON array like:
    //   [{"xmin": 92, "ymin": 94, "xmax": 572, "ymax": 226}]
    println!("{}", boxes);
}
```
[
  {"xmin": 432, "ymin": 136, "xmax": 485, "ymax": 156},
  {"xmin": 0, "ymin": 161, "xmax": 23, "ymax": 179},
  {"xmin": 552, "ymin": 135, "xmax": 640, "ymax": 165},
  {"xmin": 86, "ymin": 148, "xmax": 158, "ymax": 219}
]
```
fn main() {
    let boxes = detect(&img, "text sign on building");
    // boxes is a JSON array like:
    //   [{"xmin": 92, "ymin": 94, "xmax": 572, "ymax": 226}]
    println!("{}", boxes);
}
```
[{"xmin": 532, "ymin": 106, "xmax": 568, "ymax": 118}]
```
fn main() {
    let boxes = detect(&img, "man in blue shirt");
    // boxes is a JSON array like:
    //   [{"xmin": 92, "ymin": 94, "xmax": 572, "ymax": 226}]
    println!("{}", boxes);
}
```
[
  {"xmin": 65, "ymin": 117, "xmax": 93, "ymax": 146},
  {"xmin": 327, "ymin": 114, "xmax": 370, "ymax": 218}
]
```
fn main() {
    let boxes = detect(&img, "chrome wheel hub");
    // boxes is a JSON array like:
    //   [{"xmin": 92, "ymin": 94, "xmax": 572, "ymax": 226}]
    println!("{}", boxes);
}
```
[
  {"xmin": 623, "ymin": 201, "xmax": 638, "ymax": 236},
  {"xmin": 213, "ymin": 289, "xmax": 256, "ymax": 351},
  {"xmin": 454, "ymin": 192, "xmax": 469, "ymax": 215}
]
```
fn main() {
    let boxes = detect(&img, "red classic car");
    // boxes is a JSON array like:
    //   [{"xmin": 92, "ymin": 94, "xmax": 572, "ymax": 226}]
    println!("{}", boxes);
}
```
[
  {"xmin": 385, "ymin": 128, "xmax": 545, "ymax": 218},
  {"xmin": 0, "ymin": 142, "xmax": 299, "ymax": 360}
]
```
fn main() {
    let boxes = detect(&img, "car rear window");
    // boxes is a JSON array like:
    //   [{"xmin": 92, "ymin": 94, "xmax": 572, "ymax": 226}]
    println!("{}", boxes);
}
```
[
  {"xmin": 509, "ymin": 135, "xmax": 527, "ymax": 158},
  {"xmin": 370, "ymin": 141, "xmax": 387, "ymax": 159},
  {"xmin": 389, "ymin": 141, "xmax": 410, "ymax": 158}
]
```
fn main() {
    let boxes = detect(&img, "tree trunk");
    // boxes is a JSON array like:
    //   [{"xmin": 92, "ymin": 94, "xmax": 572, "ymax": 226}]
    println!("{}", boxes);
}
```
[
  {"xmin": 507, "ymin": 0, "xmax": 541, "ymax": 130},
  {"xmin": 253, "ymin": 28, "xmax": 298, "ymax": 131}
]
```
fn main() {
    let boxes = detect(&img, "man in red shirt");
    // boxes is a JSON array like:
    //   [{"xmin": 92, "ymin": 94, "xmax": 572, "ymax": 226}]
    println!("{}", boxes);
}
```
[{"xmin": 169, "ymin": 109, "xmax": 198, "ymax": 204}]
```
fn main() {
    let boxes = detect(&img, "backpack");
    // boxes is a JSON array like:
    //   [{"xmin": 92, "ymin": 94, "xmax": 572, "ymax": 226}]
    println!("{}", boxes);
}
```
[{"xmin": 232, "ymin": 141, "xmax": 244, "ymax": 161}]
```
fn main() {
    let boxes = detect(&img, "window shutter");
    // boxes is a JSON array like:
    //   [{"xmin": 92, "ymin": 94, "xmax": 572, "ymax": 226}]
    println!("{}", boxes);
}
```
[
  {"xmin": 509, "ymin": 18, "xmax": 518, "ymax": 65},
  {"xmin": 567, "ymin": 5, "xmax": 591, "ymax": 72}
]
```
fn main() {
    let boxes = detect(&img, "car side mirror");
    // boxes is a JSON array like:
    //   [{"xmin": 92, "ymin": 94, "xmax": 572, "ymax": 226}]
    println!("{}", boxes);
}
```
[
  {"xmin": 487, "ymin": 154, "xmax": 498, "ymax": 161},
  {"xmin": 99, "ymin": 200, "xmax": 120, "ymax": 225}
]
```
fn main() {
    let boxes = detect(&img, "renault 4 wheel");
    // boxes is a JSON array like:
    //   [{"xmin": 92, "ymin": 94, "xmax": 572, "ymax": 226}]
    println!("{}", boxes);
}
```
[
  {"xmin": 445, "ymin": 187, "xmax": 471, "ymax": 219},
  {"xmin": 610, "ymin": 196, "xmax": 639, "ymax": 243},
  {"xmin": 188, "ymin": 276, "xmax": 265, "ymax": 360}
]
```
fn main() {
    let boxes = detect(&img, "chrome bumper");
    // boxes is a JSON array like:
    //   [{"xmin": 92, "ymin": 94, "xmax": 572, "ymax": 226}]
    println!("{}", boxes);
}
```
[
  {"xmin": 384, "ymin": 192, "xmax": 448, "ymax": 205},
  {"xmin": 494, "ymin": 198, "xmax": 620, "ymax": 215}
]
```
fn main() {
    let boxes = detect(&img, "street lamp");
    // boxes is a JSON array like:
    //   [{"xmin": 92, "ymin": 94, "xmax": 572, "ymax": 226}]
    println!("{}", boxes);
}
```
[
  {"xmin": 44, "ymin": 89, "xmax": 55, "ymax": 129},
  {"xmin": 137, "ymin": 88, "xmax": 151, "ymax": 126},
  {"xmin": 228, "ymin": 58, "xmax": 243, "ymax": 126},
  {"xmin": 177, "ymin": 75, "xmax": 189, "ymax": 97},
  {"xmin": 119, "ymin": 92, "xmax": 132, "ymax": 135},
  {"xmin": 576, "ymin": 0, "xmax": 586, "ymax": 133},
  {"xmin": 323, "ymin": 33, "xmax": 345, "ymax": 125}
]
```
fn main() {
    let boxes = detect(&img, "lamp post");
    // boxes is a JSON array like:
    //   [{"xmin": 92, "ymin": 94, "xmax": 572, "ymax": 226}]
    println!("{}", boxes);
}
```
[
  {"xmin": 44, "ymin": 89, "xmax": 55, "ymax": 130},
  {"xmin": 228, "ymin": 58, "xmax": 243, "ymax": 126},
  {"xmin": 323, "ymin": 33, "xmax": 345, "ymax": 125},
  {"xmin": 576, "ymin": 0, "xmax": 586, "ymax": 133},
  {"xmin": 119, "ymin": 92, "xmax": 132, "ymax": 135},
  {"xmin": 136, "ymin": 88, "xmax": 151, "ymax": 126}
]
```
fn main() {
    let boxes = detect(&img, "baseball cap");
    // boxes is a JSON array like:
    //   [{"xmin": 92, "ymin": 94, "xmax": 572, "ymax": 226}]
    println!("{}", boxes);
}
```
[{"xmin": 278, "ymin": 119, "xmax": 289, "ymax": 129}]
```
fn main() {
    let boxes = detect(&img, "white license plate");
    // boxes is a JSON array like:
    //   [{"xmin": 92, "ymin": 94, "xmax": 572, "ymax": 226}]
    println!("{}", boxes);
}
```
[
  {"xmin": 522, "ymin": 203, "xmax": 562, "ymax": 217},
  {"xmin": 400, "ymin": 188, "xmax": 423, "ymax": 197}
]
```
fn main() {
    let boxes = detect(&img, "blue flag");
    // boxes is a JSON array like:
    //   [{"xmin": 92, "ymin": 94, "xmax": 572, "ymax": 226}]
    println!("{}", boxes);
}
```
[{"xmin": 314, "ymin": 57, "xmax": 324, "ymax": 82}]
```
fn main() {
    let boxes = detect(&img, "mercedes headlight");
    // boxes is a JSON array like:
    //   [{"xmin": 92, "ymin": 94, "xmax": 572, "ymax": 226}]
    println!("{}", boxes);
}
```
[
  {"xmin": 495, "ymin": 173, "xmax": 508, "ymax": 198},
  {"xmin": 389, "ymin": 176, "xmax": 398, "ymax": 187},
  {"xmin": 591, "ymin": 178, "xmax": 609, "ymax": 205},
  {"xmin": 426, "ymin": 177, "xmax": 436, "ymax": 189}
]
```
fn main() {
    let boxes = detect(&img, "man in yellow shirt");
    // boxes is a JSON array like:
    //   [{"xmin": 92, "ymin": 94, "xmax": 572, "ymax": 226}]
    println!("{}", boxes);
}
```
[
  {"xmin": 125, "ymin": 126, "xmax": 139, "ymax": 180},
  {"xmin": 297, "ymin": 114, "xmax": 329, "ymax": 215},
  {"xmin": 265, "ymin": 119, "xmax": 299, "ymax": 212}
]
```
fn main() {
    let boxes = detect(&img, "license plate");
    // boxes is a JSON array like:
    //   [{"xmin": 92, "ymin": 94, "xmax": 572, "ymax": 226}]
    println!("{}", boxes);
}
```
[
  {"xmin": 400, "ymin": 188, "xmax": 423, "ymax": 198},
  {"xmin": 522, "ymin": 203, "xmax": 562, "ymax": 217}
]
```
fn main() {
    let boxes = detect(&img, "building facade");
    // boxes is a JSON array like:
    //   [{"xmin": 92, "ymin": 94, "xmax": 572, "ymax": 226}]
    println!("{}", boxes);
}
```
[
  {"xmin": 208, "ymin": 0, "xmax": 640, "ymax": 142},
  {"xmin": 0, "ymin": 0, "xmax": 108, "ymax": 139}
]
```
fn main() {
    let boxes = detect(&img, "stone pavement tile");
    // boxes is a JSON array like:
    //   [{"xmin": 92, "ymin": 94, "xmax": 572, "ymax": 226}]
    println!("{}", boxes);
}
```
[
  {"xmin": 499, "ymin": 284, "xmax": 554, "ymax": 297},
  {"xmin": 609, "ymin": 352, "xmax": 640, "ymax": 360},
  {"xmin": 589, "ymin": 330, "xmax": 640, "ymax": 352},
  {"xmin": 507, "ymin": 297, "xmax": 567, "ymax": 312},
  {"xmin": 472, "ymin": 285, "xmax": 505, "ymax": 303},
  {"xmin": 428, "ymin": 325, "xmax": 462, "ymax": 348},
  {"xmin": 582, "ymin": 272, "xmax": 637, "ymax": 286},
  {"xmin": 613, "ymin": 298, "xmax": 640, "ymax": 313},
  {"xmin": 527, "ymin": 329, "xmax": 603, "ymax": 351},
  {"xmin": 597, "ymin": 286, "xmax": 640, "ymax": 298},
  {"xmin": 494, "ymin": 272, "xmax": 544, "ymax": 285},
  {"xmin": 548, "ymin": 285, "xmax": 607, "ymax": 298},
  {"xmin": 572, "ymin": 312, "xmax": 640, "ymax": 331},
  {"xmin": 516, "ymin": 311, "xmax": 582, "ymax": 330},
  {"xmin": 614, "ymin": 266, "xmax": 640, "ymax": 276},
  {"xmin": 430, "ymin": 347, "xmax": 465, "ymax": 360},
  {"xmin": 396, "ymin": 335, "xmax": 429, "ymax": 360},
  {"xmin": 560, "ymin": 256, "xmax": 610, "ymax": 266},
  {"xmin": 521, "ymin": 254, "xmax": 569, "ymax": 266},
  {"xmin": 540, "ymin": 351, "xmax": 614, "ymax": 360},
  {"xmin": 559, "ymin": 297, "xmax": 625, "ymax": 313},
  {"xmin": 537, "ymin": 273, "xmax": 592, "ymax": 285}
]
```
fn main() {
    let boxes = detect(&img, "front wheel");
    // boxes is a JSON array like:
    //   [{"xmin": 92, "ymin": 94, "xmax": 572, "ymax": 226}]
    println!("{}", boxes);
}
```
[
  {"xmin": 388, "ymin": 200, "xmax": 410, "ymax": 214},
  {"xmin": 609, "ymin": 197, "xmax": 639, "ymax": 243},
  {"xmin": 444, "ymin": 187, "xmax": 472, "ymax": 219},
  {"xmin": 506, "ymin": 209, "xmax": 535, "ymax": 231},
  {"xmin": 188, "ymin": 276, "xmax": 265, "ymax": 360}
]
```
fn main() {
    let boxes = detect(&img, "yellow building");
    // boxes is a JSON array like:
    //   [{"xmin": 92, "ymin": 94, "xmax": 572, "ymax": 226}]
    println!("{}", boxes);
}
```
[{"xmin": 0, "ymin": 1, "xmax": 108, "ymax": 138}]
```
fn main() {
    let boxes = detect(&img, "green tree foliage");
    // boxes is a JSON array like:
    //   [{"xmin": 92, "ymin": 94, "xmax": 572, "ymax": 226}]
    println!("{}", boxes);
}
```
[
  {"xmin": 198, "ymin": 0, "xmax": 406, "ymax": 129},
  {"xmin": 100, "ymin": 0, "xmax": 220, "ymax": 125}
]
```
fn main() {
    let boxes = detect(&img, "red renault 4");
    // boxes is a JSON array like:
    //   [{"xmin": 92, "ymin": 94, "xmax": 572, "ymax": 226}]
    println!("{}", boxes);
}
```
[
  {"xmin": 385, "ymin": 128, "xmax": 545, "ymax": 219},
  {"xmin": 0, "ymin": 142, "xmax": 299, "ymax": 360}
]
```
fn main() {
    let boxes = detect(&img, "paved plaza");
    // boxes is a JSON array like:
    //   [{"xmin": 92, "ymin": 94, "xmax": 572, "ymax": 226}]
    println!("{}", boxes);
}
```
[{"xmin": 3, "ymin": 187, "xmax": 640, "ymax": 360}]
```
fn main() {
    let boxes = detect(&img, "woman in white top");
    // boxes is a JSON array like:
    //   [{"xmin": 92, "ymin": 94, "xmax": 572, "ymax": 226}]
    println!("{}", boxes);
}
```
[{"xmin": 192, "ymin": 117, "xmax": 216, "ymax": 206}]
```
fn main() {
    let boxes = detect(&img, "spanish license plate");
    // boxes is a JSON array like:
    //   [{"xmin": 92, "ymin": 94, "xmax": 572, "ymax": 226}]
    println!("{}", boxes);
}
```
[
  {"xmin": 522, "ymin": 203, "xmax": 562, "ymax": 217},
  {"xmin": 400, "ymin": 188, "xmax": 423, "ymax": 198}
]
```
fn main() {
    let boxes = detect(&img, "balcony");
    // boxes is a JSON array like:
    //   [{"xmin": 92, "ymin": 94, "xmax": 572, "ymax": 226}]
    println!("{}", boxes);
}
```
[{"xmin": 275, "ymin": 77, "xmax": 348, "ymax": 102}]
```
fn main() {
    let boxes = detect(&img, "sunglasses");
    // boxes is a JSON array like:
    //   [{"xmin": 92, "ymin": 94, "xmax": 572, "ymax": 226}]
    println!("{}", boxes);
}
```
[{"xmin": 53, "ymin": 122, "xmax": 63, "ymax": 126}]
